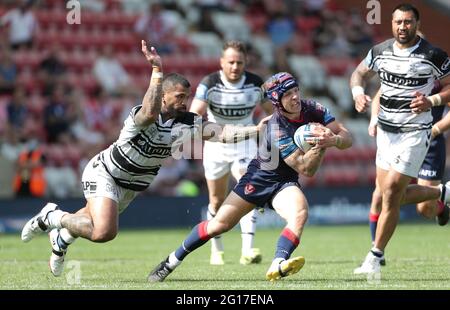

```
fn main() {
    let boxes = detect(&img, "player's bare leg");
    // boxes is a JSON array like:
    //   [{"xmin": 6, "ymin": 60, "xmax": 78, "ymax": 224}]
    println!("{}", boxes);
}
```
[
  {"xmin": 231, "ymin": 166, "xmax": 261, "ymax": 265},
  {"xmin": 206, "ymin": 174, "xmax": 229, "ymax": 265},
  {"xmin": 49, "ymin": 198, "xmax": 118, "ymax": 276},
  {"xmin": 266, "ymin": 186, "xmax": 307, "ymax": 281},
  {"xmin": 415, "ymin": 179, "xmax": 448, "ymax": 225},
  {"xmin": 148, "ymin": 192, "xmax": 255, "ymax": 282},
  {"xmin": 60, "ymin": 197, "xmax": 118, "ymax": 242}
]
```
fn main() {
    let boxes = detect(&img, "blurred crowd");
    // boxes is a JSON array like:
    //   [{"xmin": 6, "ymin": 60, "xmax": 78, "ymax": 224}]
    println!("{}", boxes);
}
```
[{"xmin": 0, "ymin": 0, "xmax": 388, "ymax": 199}]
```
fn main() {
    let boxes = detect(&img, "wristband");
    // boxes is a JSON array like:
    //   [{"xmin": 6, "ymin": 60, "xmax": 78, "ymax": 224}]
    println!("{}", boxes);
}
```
[
  {"xmin": 152, "ymin": 72, "xmax": 163, "ymax": 79},
  {"xmin": 433, "ymin": 124, "xmax": 442, "ymax": 136},
  {"xmin": 428, "ymin": 94, "xmax": 442, "ymax": 107},
  {"xmin": 351, "ymin": 86, "xmax": 365, "ymax": 99},
  {"xmin": 369, "ymin": 117, "xmax": 378, "ymax": 127}
]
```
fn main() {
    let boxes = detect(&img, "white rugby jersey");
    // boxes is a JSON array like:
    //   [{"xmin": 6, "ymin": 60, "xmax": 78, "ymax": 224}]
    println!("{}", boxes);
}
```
[
  {"xmin": 365, "ymin": 38, "xmax": 450, "ymax": 132},
  {"xmin": 100, "ymin": 106, "xmax": 201, "ymax": 191},
  {"xmin": 194, "ymin": 71, "xmax": 264, "ymax": 126}
]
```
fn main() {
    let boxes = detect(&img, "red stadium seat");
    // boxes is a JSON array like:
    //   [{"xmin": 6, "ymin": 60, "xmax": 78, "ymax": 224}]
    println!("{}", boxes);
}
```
[
  {"xmin": 319, "ymin": 57, "xmax": 357, "ymax": 76},
  {"xmin": 245, "ymin": 14, "xmax": 268, "ymax": 33},
  {"xmin": 296, "ymin": 16, "xmax": 321, "ymax": 34}
]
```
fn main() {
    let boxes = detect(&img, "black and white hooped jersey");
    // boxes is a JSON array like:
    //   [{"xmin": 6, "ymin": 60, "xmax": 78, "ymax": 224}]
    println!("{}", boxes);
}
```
[
  {"xmin": 194, "ymin": 71, "xmax": 264, "ymax": 126},
  {"xmin": 365, "ymin": 38, "xmax": 450, "ymax": 133},
  {"xmin": 100, "ymin": 106, "xmax": 201, "ymax": 191}
]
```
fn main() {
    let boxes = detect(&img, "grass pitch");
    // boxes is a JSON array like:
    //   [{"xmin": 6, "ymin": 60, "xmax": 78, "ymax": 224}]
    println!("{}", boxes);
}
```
[{"xmin": 1, "ymin": 224, "xmax": 449, "ymax": 290}]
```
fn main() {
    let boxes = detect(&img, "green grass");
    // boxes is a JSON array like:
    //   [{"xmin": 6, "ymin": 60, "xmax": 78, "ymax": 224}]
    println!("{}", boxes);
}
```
[{"xmin": 1, "ymin": 224, "xmax": 449, "ymax": 290}]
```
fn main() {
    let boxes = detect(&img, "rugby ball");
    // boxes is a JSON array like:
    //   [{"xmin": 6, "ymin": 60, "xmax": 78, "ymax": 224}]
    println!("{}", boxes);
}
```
[{"xmin": 293, "ymin": 124, "xmax": 316, "ymax": 153}]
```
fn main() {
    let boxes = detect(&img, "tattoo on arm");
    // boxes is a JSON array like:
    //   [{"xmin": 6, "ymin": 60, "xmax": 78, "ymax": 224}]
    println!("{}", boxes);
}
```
[
  {"xmin": 135, "ymin": 70, "xmax": 163, "ymax": 126},
  {"xmin": 350, "ymin": 61, "xmax": 375, "ymax": 88}
]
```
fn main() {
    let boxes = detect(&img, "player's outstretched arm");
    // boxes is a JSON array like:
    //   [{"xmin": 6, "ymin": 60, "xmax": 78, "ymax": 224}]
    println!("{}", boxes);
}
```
[
  {"xmin": 135, "ymin": 40, "xmax": 163, "ymax": 127},
  {"xmin": 201, "ymin": 115, "xmax": 271, "ymax": 143}
]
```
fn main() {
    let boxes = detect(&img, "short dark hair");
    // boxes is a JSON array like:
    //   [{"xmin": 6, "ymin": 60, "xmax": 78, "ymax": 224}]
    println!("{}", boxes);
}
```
[
  {"xmin": 392, "ymin": 3, "xmax": 420, "ymax": 21},
  {"xmin": 222, "ymin": 40, "xmax": 247, "ymax": 56},
  {"xmin": 162, "ymin": 73, "xmax": 190, "ymax": 92}
]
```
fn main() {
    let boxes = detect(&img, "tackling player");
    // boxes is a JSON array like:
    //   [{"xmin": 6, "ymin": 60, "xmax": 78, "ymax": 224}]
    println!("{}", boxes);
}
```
[{"xmin": 20, "ymin": 40, "xmax": 268, "ymax": 277}]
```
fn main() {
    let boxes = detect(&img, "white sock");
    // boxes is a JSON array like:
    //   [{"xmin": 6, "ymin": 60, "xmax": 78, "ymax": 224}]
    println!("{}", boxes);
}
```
[
  {"xmin": 167, "ymin": 251, "xmax": 181, "ymax": 269},
  {"xmin": 207, "ymin": 205, "xmax": 224, "ymax": 252},
  {"xmin": 270, "ymin": 257, "xmax": 285, "ymax": 269},
  {"xmin": 60, "ymin": 228, "xmax": 76, "ymax": 244},
  {"xmin": 47, "ymin": 210, "xmax": 68, "ymax": 229},
  {"xmin": 240, "ymin": 209, "xmax": 257, "ymax": 255},
  {"xmin": 371, "ymin": 247, "xmax": 384, "ymax": 257}
]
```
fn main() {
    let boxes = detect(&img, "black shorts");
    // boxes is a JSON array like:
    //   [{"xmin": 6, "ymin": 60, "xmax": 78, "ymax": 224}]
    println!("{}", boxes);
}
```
[
  {"xmin": 418, "ymin": 135, "xmax": 446, "ymax": 181},
  {"xmin": 233, "ymin": 164, "xmax": 300, "ymax": 209}
]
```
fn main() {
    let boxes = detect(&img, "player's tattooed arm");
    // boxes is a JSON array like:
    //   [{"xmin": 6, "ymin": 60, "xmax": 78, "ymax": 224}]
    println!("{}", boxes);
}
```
[
  {"xmin": 135, "ymin": 40, "xmax": 163, "ymax": 127},
  {"xmin": 202, "ymin": 115, "xmax": 271, "ymax": 143}
]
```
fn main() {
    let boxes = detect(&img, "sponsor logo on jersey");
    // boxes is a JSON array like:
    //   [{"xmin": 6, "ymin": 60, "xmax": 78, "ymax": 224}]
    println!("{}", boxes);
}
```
[
  {"xmin": 379, "ymin": 71, "xmax": 427, "ymax": 87},
  {"xmin": 419, "ymin": 169, "xmax": 437, "ymax": 178},
  {"xmin": 210, "ymin": 106, "xmax": 254, "ymax": 118},
  {"xmin": 82, "ymin": 181, "xmax": 97, "ymax": 193},
  {"xmin": 244, "ymin": 183, "xmax": 256, "ymax": 195}
]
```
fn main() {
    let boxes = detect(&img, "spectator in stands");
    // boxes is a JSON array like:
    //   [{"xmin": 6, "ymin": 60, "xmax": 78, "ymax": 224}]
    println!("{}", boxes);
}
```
[
  {"xmin": 43, "ymin": 84, "xmax": 76, "ymax": 144},
  {"xmin": 13, "ymin": 140, "xmax": 46, "ymax": 197},
  {"xmin": 195, "ymin": 0, "xmax": 238, "ymax": 12},
  {"xmin": 0, "ymin": 0, "xmax": 38, "ymax": 50},
  {"xmin": 0, "ymin": 44, "xmax": 17, "ymax": 95},
  {"xmin": 77, "ymin": 0, "xmax": 105, "ymax": 12},
  {"xmin": 6, "ymin": 86, "xmax": 29, "ymax": 143},
  {"xmin": 38, "ymin": 44, "xmax": 67, "ymax": 96},
  {"xmin": 79, "ymin": 87, "xmax": 123, "ymax": 148},
  {"xmin": 315, "ymin": 12, "xmax": 353, "ymax": 57},
  {"xmin": 44, "ymin": 162, "xmax": 78, "ymax": 199},
  {"xmin": 246, "ymin": 43, "xmax": 271, "ymax": 80},
  {"xmin": 194, "ymin": 7, "xmax": 224, "ymax": 39},
  {"xmin": 266, "ymin": 5, "xmax": 295, "ymax": 71},
  {"xmin": 93, "ymin": 44, "xmax": 132, "ymax": 96},
  {"xmin": 346, "ymin": 9, "xmax": 374, "ymax": 58},
  {"xmin": 134, "ymin": 2, "xmax": 177, "ymax": 55},
  {"xmin": 301, "ymin": 0, "xmax": 327, "ymax": 17}
]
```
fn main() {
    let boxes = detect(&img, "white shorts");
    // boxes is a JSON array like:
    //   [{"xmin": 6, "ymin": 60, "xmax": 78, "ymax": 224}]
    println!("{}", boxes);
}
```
[
  {"xmin": 81, "ymin": 156, "xmax": 138, "ymax": 214},
  {"xmin": 203, "ymin": 138, "xmax": 257, "ymax": 180},
  {"xmin": 376, "ymin": 128, "xmax": 431, "ymax": 178}
]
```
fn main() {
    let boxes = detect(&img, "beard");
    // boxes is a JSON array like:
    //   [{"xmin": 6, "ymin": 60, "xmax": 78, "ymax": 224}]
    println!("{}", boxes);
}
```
[{"xmin": 395, "ymin": 30, "xmax": 417, "ymax": 45}]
